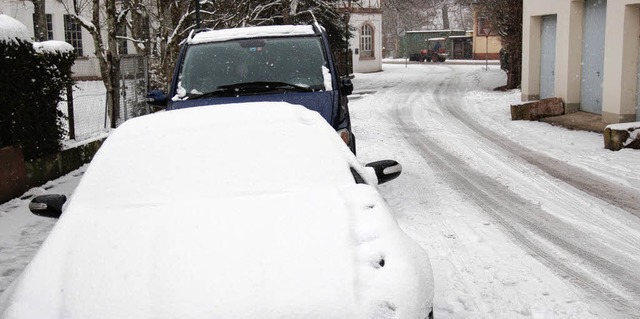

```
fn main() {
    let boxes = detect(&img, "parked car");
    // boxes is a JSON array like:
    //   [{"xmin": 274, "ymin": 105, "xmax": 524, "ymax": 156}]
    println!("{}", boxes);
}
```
[
  {"xmin": 147, "ymin": 24, "xmax": 356, "ymax": 154},
  {"xmin": 0, "ymin": 102, "xmax": 434, "ymax": 319}
]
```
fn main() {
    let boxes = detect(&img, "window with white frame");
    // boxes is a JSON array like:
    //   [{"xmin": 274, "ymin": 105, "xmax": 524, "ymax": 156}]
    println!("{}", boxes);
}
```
[
  {"xmin": 360, "ymin": 24, "xmax": 373, "ymax": 58},
  {"xmin": 32, "ymin": 14, "xmax": 53, "ymax": 40},
  {"xmin": 64, "ymin": 15, "xmax": 83, "ymax": 56}
]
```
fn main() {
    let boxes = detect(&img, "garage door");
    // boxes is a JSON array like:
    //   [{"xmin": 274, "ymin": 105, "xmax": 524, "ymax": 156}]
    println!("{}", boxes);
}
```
[
  {"xmin": 540, "ymin": 15, "xmax": 557, "ymax": 99},
  {"xmin": 581, "ymin": 0, "xmax": 607, "ymax": 114}
]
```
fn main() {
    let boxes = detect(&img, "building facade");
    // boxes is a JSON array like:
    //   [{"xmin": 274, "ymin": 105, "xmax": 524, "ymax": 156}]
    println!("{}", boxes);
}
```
[
  {"xmin": 0, "ymin": 0, "xmax": 135, "ymax": 80},
  {"xmin": 522, "ymin": 0, "xmax": 640, "ymax": 123},
  {"xmin": 342, "ymin": 0, "xmax": 383, "ymax": 73},
  {"xmin": 472, "ymin": 6, "xmax": 502, "ymax": 60},
  {"xmin": 401, "ymin": 30, "xmax": 469, "ymax": 60}
]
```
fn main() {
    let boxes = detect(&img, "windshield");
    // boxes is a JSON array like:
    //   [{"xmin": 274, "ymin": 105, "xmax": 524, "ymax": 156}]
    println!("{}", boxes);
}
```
[{"xmin": 177, "ymin": 36, "xmax": 329, "ymax": 98}]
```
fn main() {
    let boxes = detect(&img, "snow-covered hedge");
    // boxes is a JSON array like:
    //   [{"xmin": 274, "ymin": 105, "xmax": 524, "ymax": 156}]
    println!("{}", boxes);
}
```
[{"xmin": 0, "ymin": 15, "xmax": 76, "ymax": 160}]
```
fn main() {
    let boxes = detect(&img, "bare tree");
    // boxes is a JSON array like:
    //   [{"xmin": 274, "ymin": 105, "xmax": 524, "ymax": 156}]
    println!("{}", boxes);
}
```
[
  {"xmin": 61, "ymin": 0, "xmax": 122, "ymax": 128},
  {"xmin": 32, "ymin": 0, "xmax": 47, "ymax": 41},
  {"xmin": 473, "ymin": 0, "xmax": 522, "ymax": 89}
]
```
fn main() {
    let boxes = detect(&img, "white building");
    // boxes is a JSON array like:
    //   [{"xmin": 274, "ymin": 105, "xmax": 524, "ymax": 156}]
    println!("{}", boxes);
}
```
[
  {"xmin": 342, "ymin": 0, "xmax": 383, "ymax": 73},
  {"xmin": 522, "ymin": 0, "xmax": 640, "ymax": 123},
  {"xmin": 0, "ymin": 0, "xmax": 134, "ymax": 80}
]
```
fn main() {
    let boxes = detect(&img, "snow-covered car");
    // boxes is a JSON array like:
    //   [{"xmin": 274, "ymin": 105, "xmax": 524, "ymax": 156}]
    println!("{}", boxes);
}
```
[{"xmin": 0, "ymin": 102, "xmax": 434, "ymax": 319}]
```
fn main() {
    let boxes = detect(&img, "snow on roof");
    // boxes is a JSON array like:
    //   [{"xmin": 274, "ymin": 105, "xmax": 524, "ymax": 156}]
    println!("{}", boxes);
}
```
[
  {"xmin": 427, "ymin": 37, "xmax": 446, "ymax": 41},
  {"xmin": 189, "ymin": 25, "xmax": 316, "ymax": 44},
  {"xmin": 407, "ymin": 29, "xmax": 465, "ymax": 34},
  {"xmin": 33, "ymin": 40, "xmax": 74, "ymax": 54},
  {"xmin": 0, "ymin": 14, "xmax": 30, "ymax": 43}
]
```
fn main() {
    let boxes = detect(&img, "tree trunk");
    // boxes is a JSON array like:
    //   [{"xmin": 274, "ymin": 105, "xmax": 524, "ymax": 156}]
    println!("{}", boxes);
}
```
[
  {"xmin": 282, "ymin": 0, "xmax": 291, "ymax": 24},
  {"xmin": 106, "ymin": 0, "xmax": 121, "ymax": 128},
  {"xmin": 442, "ymin": 3, "xmax": 450, "ymax": 30},
  {"xmin": 32, "ymin": 0, "xmax": 47, "ymax": 41}
]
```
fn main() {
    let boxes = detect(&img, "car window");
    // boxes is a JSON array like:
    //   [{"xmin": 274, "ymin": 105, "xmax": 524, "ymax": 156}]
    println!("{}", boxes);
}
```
[{"xmin": 178, "ymin": 36, "xmax": 328, "ymax": 96}]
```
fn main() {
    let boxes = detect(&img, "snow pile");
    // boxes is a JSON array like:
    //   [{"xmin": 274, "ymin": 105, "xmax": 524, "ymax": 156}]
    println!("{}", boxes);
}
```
[
  {"xmin": 0, "ymin": 15, "xmax": 30, "ymax": 43},
  {"xmin": 606, "ymin": 122, "xmax": 640, "ymax": 147},
  {"xmin": 33, "ymin": 41, "xmax": 74, "ymax": 54},
  {"xmin": 322, "ymin": 65, "xmax": 333, "ymax": 90}
]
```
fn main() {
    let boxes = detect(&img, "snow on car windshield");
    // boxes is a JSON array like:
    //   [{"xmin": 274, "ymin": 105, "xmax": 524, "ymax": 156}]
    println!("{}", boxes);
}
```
[{"xmin": 177, "ymin": 37, "xmax": 328, "ymax": 98}]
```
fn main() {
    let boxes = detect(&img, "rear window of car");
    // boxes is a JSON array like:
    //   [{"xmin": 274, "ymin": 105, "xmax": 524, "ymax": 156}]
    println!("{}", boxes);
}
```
[{"xmin": 177, "ymin": 36, "xmax": 328, "ymax": 97}]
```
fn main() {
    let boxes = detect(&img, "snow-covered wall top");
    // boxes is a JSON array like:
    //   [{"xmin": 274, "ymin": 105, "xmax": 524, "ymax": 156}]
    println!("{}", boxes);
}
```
[
  {"xmin": 0, "ymin": 14, "xmax": 30, "ymax": 43},
  {"xmin": 189, "ymin": 25, "xmax": 316, "ymax": 44},
  {"xmin": 33, "ymin": 41, "xmax": 75, "ymax": 54}
]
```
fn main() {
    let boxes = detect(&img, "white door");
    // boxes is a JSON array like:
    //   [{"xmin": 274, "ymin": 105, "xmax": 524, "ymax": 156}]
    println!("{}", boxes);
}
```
[
  {"xmin": 581, "ymin": 0, "xmax": 607, "ymax": 114},
  {"xmin": 540, "ymin": 15, "xmax": 557, "ymax": 99}
]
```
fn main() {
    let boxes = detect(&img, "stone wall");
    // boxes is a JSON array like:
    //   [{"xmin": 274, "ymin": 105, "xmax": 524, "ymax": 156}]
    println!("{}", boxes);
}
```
[{"xmin": 0, "ymin": 139, "xmax": 104, "ymax": 204}]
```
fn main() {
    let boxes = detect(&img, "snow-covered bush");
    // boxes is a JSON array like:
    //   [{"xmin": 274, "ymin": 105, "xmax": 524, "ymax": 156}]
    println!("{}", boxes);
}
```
[{"xmin": 0, "ymin": 15, "xmax": 75, "ymax": 160}]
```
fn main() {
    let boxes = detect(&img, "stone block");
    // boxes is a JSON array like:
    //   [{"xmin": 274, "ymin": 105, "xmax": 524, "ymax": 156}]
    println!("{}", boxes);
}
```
[
  {"xmin": 604, "ymin": 122, "xmax": 640, "ymax": 151},
  {"xmin": 511, "ymin": 97, "xmax": 564, "ymax": 121}
]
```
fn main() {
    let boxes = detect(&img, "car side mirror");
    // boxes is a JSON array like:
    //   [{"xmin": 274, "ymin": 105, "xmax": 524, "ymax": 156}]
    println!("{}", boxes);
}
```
[
  {"xmin": 146, "ymin": 89, "xmax": 168, "ymax": 107},
  {"xmin": 341, "ymin": 77, "xmax": 353, "ymax": 96},
  {"xmin": 28, "ymin": 194, "xmax": 67, "ymax": 218},
  {"xmin": 365, "ymin": 160, "xmax": 402, "ymax": 185}
]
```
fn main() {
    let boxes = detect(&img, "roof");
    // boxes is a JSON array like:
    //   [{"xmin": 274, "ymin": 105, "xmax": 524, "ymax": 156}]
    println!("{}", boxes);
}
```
[
  {"xmin": 406, "ymin": 29, "xmax": 466, "ymax": 34},
  {"xmin": 189, "ymin": 25, "xmax": 317, "ymax": 45}
]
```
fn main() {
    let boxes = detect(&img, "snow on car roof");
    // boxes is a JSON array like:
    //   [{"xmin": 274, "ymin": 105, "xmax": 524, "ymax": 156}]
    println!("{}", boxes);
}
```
[
  {"xmin": 188, "ymin": 25, "xmax": 316, "ymax": 44},
  {"xmin": 70, "ymin": 101, "xmax": 359, "ymax": 209}
]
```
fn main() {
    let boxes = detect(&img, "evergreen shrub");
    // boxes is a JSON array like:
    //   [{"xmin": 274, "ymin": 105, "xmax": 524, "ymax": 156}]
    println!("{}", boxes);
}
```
[{"xmin": 0, "ymin": 38, "xmax": 75, "ymax": 160}]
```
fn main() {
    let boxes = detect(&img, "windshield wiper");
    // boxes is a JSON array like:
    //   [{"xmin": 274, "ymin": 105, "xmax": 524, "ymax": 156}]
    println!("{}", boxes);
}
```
[
  {"xmin": 185, "ymin": 82, "xmax": 315, "ymax": 99},
  {"xmin": 218, "ymin": 81, "xmax": 314, "ymax": 93},
  {"xmin": 185, "ymin": 88, "xmax": 234, "ymax": 99}
]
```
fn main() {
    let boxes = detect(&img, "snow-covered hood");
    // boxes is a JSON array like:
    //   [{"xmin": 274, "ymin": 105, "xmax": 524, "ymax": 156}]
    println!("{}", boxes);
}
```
[{"xmin": 0, "ymin": 185, "xmax": 433, "ymax": 319}]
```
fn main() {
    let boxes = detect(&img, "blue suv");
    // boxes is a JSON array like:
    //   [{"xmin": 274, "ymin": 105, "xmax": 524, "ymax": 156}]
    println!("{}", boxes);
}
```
[{"xmin": 147, "ymin": 24, "xmax": 356, "ymax": 154}]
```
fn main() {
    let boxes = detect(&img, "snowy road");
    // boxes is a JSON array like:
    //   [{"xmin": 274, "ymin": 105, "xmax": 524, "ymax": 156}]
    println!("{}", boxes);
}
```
[
  {"xmin": 2, "ymin": 63, "xmax": 640, "ymax": 318},
  {"xmin": 351, "ymin": 63, "xmax": 640, "ymax": 318}
]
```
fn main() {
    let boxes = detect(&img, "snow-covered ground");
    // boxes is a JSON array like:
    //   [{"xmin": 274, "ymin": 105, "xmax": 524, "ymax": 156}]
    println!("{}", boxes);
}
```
[
  {"xmin": 351, "ymin": 63, "xmax": 640, "ymax": 318},
  {"xmin": 2, "ymin": 63, "xmax": 640, "ymax": 318}
]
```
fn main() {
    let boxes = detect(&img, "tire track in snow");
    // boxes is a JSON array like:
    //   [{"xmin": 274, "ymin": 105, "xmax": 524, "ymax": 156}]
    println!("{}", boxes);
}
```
[
  {"xmin": 389, "ymin": 68, "xmax": 640, "ymax": 318},
  {"xmin": 438, "ymin": 73, "xmax": 640, "ymax": 217}
]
